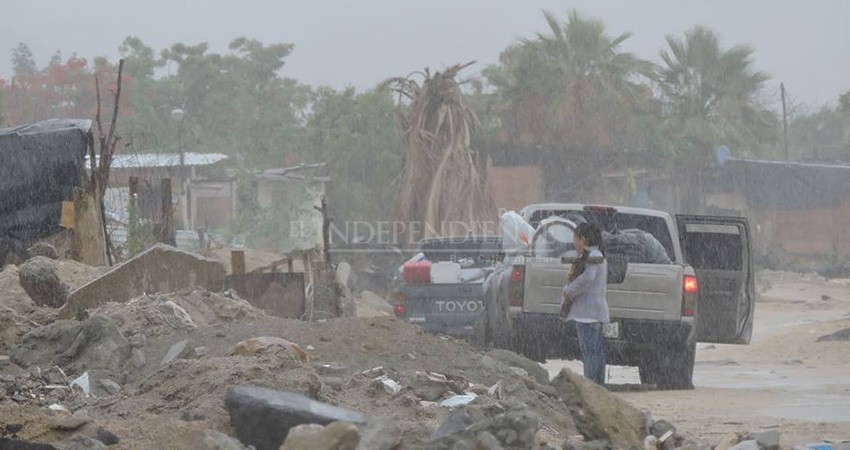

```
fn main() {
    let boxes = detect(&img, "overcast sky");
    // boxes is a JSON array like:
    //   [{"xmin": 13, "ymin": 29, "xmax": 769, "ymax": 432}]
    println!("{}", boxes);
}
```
[{"xmin": 2, "ymin": 0, "xmax": 848, "ymax": 108}]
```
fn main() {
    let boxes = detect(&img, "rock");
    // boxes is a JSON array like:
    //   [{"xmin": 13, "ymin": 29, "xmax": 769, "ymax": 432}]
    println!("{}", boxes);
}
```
[
  {"xmin": 161, "ymin": 339, "xmax": 191, "ymax": 367},
  {"xmin": 551, "ymin": 369, "xmax": 646, "ymax": 450},
  {"xmin": 714, "ymin": 433, "xmax": 742, "ymax": 450},
  {"xmin": 42, "ymin": 367, "xmax": 69, "ymax": 385},
  {"xmin": 509, "ymin": 366, "xmax": 530, "ymax": 378},
  {"xmin": 229, "ymin": 337, "xmax": 310, "ymax": 365},
  {"xmin": 563, "ymin": 440, "xmax": 612, "ymax": 450},
  {"xmin": 61, "ymin": 436, "xmax": 108, "ymax": 450},
  {"xmin": 355, "ymin": 418, "xmax": 402, "ymax": 450},
  {"xmin": 280, "ymin": 421, "xmax": 360, "ymax": 450},
  {"xmin": 19, "ymin": 256, "xmax": 69, "ymax": 308},
  {"xmin": 487, "ymin": 349, "xmax": 550, "ymax": 385},
  {"xmin": 59, "ymin": 244, "xmax": 225, "ymax": 319},
  {"xmin": 50, "ymin": 413, "xmax": 91, "ymax": 431},
  {"xmin": 0, "ymin": 355, "xmax": 10, "ymax": 367},
  {"xmin": 316, "ymin": 363, "xmax": 349, "ymax": 377},
  {"xmin": 225, "ymin": 386, "xmax": 367, "ymax": 450},
  {"xmin": 360, "ymin": 366, "xmax": 384, "ymax": 378},
  {"xmin": 93, "ymin": 428, "xmax": 119, "ymax": 446},
  {"xmin": 201, "ymin": 431, "xmax": 249, "ymax": 450},
  {"xmin": 194, "ymin": 346, "xmax": 209, "ymax": 358},
  {"xmin": 27, "ymin": 243, "xmax": 58, "ymax": 260},
  {"xmin": 130, "ymin": 349, "xmax": 146, "ymax": 368},
  {"xmin": 432, "ymin": 410, "xmax": 475, "ymax": 440},
  {"xmin": 816, "ymin": 327, "xmax": 850, "ymax": 342},
  {"xmin": 650, "ymin": 420, "xmax": 679, "ymax": 450},
  {"xmin": 98, "ymin": 379, "xmax": 121, "ymax": 396},
  {"xmin": 0, "ymin": 438, "xmax": 60, "ymax": 450},
  {"xmin": 425, "ymin": 409, "xmax": 537, "ymax": 450},
  {"xmin": 11, "ymin": 315, "xmax": 131, "ymax": 374},
  {"xmin": 746, "ymin": 430, "xmax": 780, "ymax": 450},
  {"xmin": 412, "ymin": 371, "xmax": 450, "ymax": 402},
  {"xmin": 729, "ymin": 440, "xmax": 760, "ymax": 450}
]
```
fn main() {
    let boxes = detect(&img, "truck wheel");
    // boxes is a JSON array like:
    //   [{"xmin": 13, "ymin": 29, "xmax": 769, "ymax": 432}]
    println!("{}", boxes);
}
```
[{"xmin": 638, "ymin": 341, "xmax": 695, "ymax": 390}]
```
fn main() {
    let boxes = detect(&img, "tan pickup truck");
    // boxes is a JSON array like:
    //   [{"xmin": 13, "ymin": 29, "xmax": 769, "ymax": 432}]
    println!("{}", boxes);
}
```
[{"xmin": 479, "ymin": 203, "xmax": 754, "ymax": 389}]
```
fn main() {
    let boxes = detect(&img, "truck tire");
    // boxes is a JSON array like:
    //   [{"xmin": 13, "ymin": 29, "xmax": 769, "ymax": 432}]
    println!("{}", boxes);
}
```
[{"xmin": 638, "ymin": 341, "xmax": 696, "ymax": 390}]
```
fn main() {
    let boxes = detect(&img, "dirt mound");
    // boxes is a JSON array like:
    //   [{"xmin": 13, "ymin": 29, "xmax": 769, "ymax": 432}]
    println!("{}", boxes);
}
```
[
  {"xmin": 100, "ymin": 353, "xmax": 321, "ymax": 430},
  {"xmin": 0, "ymin": 260, "xmax": 105, "ymax": 352},
  {"xmin": 91, "ymin": 290, "xmax": 266, "ymax": 339}
]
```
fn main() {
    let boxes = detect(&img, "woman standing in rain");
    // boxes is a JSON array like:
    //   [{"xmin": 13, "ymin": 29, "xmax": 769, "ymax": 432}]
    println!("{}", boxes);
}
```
[{"xmin": 561, "ymin": 223, "xmax": 610, "ymax": 386}]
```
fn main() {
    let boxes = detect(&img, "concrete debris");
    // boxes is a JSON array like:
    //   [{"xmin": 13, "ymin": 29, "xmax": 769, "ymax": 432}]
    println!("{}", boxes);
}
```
[
  {"xmin": 0, "ymin": 355, "xmax": 10, "ymax": 366},
  {"xmin": 61, "ymin": 436, "xmax": 108, "ymax": 450},
  {"xmin": 229, "ymin": 337, "xmax": 310, "ymax": 365},
  {"xmin": 201, "ymin": 431, "xmax": 249, "ymax": 450},
  {"xmin": 0, "ymin": 438, "xmax": 59, "ymax": 450},
  {"xmin": 49, "ymin": 412, "xmax": 91, "ymax": 431},
  {"xmin": 130, "ymin": 349, "xmax": 146, "ymax": 368},
  {"xmin": 160, "ymin": 339, "xmax": 190, "ymax": 367},
  {"xmin": 486, "ymin": 349, "xmax": 550, "ymax": 385},
  {"xmin": 816, "ymin": 327, "xmax": 850, "ymax": 342},
  {"xmin": 279, "ymin": 421, "xmax": 360, "ymax": 450},
  {"xmin": 728, "ymin": 440, "xmax": 760, "ymax": 450},
  {"xmin": 19, "ymin": 257, "xmax": 70, "ymax": 308},
  {"xmin": 98, "ymin": 378, "xmax": 121, "ymax": 396},
  {"xmin": 745, "ymin": 430, "xmax": 780, "ymax": 450},
  {"xmin": 355, "ymin": 418, "xmax": 402, "ymax": 450},
  {"xmin": 10, "ymin": 315, "xmax": 131, "ymax": 375},
  {"xmin": 424, "ymin": 409, "xmax": 538, "ymax": 450},
  {"xmin": 92, "ymin": 428, "xmax": 119, "ymax": 446},
  {"xmin": 551, "ymin": 369, "xmax": 646, "ymax": 449},
  {"xmin": 194, "ymin": 346, "xmax": 209, "ymax": 358},
  {"xmin": 360, "ymin": 366, "xmax": 384, "ymax": 378},
  {"xmin": 59, "ymin": 244, "xmax": 226, "ymax": 319},
  {"xmin": 509, "ymin": 366, "xmax": 530, "ymax": 378},
  {"xmin": 225, "ymin": 386, "xmax": 367, "ymax": 450},
  {"xmin": 412, "ymin": 371, "xmax": 451, "ymax": 402},
  {"xmin": 374, "ymin": 376, "xmax": 401, "ymax": 395}
]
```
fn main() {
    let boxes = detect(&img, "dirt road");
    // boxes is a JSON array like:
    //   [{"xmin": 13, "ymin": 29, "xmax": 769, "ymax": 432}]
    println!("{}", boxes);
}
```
[{"xmin": 545, "ymin": 271, "xmax": 850, "ymax": 446}]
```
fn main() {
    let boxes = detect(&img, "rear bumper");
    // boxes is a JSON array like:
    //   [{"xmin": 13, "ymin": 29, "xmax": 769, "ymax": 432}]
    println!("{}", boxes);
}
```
[{"xmin": 509, "ymin": 312, "xmax": 694, "ymax": 365}]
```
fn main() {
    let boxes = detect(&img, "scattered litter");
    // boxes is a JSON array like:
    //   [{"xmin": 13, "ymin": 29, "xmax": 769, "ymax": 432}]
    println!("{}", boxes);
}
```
[
  {"xmin": 70, "ymin": 372, "xmax": 91, "ymax": 396},
  {"xmin": 440, "ymin": 394, "xmax": 477, "ymax": 408},
  {"xmin": 48, "ymin": 404, "xmax": 68, "ymax": 412},
  {"xmin": 377, "ymin": 376, "xmax": 402, "ymax": 395},
  {"xmin": 487, "ymin": 381, "xmax": 503, "ymax": 399}
]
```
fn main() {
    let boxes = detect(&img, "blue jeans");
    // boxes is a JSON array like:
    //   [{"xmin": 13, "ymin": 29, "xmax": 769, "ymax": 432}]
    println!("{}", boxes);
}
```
[{"xmin": 576, "ymin": 322, "xmax": 606, "ymax": 385}]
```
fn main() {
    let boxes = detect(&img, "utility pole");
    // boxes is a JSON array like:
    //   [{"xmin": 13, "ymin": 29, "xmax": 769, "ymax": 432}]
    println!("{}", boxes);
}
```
[{"xmin": 781, "ymin": 83, "xmax": 789, "ymax": 160}]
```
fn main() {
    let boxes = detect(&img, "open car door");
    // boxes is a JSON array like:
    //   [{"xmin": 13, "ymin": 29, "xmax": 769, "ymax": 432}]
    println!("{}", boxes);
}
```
[{"xmin": 677, "ymin": 215, "xmax": 754, "ymax": 344}]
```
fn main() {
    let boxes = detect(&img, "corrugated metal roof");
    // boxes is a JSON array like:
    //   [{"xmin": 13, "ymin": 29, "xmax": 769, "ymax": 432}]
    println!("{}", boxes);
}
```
[{"xmin": 104, "ymin": 152, "xmax": 229, "ymax": 169}]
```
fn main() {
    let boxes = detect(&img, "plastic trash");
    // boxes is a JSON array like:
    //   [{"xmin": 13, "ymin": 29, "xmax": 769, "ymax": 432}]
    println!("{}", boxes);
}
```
[
  {"xmin": 376, "ymin": 376, "xmax": 402, "ymax": 395},
  {"xmin": 440, "ymin": 393, "xmax": 477, "ymax": 408},
  {"xmin": 500, "ymin": 211, "xmax": 535, "ymax": 253},
  {"xmin": 160, "ymin": 300, "xmax": 196, "ymax": 330},
  {"xmin": 48, "ymin": 404, "xmax": 69, "ymax": 412},
  {"xmin": 69, "ymin": 372, "xmax": 91, "ymax": 396}
]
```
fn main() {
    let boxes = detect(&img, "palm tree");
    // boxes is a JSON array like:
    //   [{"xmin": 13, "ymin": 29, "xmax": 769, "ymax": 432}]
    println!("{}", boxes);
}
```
[
  {"xmin": 383, "ymin": 63, "xmax": 495, "ymax": 238},
  {"xmin": 657, "ymin": 26, "xmax": 777, "ymax": 211},
  {"xmin": 486, "ymin": 10, "xmax": 656, "ymax": 199}
]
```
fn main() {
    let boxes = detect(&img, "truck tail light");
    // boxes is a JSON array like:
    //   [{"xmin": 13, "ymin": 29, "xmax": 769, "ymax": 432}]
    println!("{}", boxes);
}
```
[
  {"xmin": 682, "ymin": 275, "xmax": 698, "ymax": 317},
  {"xmin": 508, "ymin": 266, "xmax": 525, "ymax": 307},
  {"xmin": 394, "ymin": 303, "xmax": 406, "ymax": 317},
  {"xmin": 393, "ymin": 291, "xmax": 406, "ymax": 317}
]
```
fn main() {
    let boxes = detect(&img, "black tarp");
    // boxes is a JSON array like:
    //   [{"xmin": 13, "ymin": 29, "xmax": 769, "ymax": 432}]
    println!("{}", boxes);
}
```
[{"xmin": 0, "ymin": 119, "xmax": 91, "ymax": 243}]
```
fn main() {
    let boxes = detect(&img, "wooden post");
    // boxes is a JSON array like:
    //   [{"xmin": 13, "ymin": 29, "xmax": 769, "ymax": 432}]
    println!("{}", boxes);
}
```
[
  {"xmin": 160, "ymin": 178, "xmax": 176, "ymax": 246},
  {"xmin": 231, "ymin": 250, "xmax": 246, "ymax": 275},
  {"xmin": 287, "ymin": 259, "xmax": 294, "ymax": 273},
  {"xmin": 71, "ymin": 187, "xmax": 108, "ymax": 266},
  {"xmin": 129, "ymin": 176, "xmax": 139, "ymax": 199}
]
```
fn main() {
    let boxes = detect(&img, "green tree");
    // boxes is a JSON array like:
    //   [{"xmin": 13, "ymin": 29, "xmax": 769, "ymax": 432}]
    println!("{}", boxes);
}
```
[
  {"xmin": 656, "ymin": 26, "xmax": 778, "ymax": 211},
  {"xmin": 485, "ymin": 10, "xmax": 657, "ymax": 200},
  {"xmin": 11, "ymin": 43, "xmax": 37, "ymax": 76}
]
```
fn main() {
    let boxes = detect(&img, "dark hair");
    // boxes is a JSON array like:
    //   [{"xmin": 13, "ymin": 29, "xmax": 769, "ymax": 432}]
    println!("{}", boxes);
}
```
[{"xmin": 568, "ymin": 223, "xmax": 605, "ymax": 283}]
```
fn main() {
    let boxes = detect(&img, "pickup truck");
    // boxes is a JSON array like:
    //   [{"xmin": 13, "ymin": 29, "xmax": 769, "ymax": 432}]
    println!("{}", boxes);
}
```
[
  {"xmin": 392, "ymin": 235, "xmax": 502, "ymax": 338},
  {"xmin": 479, "ymin": 203, "xmax": 754, "ymax": 389}
]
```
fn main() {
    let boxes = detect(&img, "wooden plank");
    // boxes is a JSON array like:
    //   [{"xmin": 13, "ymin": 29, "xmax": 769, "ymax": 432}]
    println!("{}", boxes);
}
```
[
  {"xmin": 231, "ymin": 250, "xmax": 246, "ymax": 275},
  {"xmin": 60, "ymin": 201, "xmax": 76, "ymax": 229}
]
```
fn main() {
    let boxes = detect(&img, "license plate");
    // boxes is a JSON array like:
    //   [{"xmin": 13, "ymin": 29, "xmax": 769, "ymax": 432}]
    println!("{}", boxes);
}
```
[{"xmin": 603, "ymin": 322, "xmax": 619, "ymax": 339}]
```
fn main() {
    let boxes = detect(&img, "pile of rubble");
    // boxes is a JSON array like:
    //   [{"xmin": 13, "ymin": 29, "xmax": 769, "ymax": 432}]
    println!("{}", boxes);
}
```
[{"xmin": 0, "ymin": 243, "xmax": 805, "ymax": 450}]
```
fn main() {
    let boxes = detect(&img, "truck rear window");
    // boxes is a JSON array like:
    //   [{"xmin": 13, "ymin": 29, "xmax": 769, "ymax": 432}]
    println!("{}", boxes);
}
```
[
  {"xmin": 529, "ymin": 210, "xmax": 676, "ymax": 262},
  {"xmin": 416, "ymin": 237, "xmax": 503, "ymax": 268}
]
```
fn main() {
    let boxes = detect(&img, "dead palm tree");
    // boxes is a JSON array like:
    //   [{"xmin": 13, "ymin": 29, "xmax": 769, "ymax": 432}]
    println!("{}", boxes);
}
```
[{"xmin": 382, "ymin": 63, "xmax": 494, "ymax": 238}]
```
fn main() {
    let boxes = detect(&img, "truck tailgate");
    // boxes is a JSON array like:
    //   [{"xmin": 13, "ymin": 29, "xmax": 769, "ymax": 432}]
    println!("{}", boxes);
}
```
[
  {"xmin": 403, "ymin": 283, "xmax": 486, "ymax": 336},
  {"xmin": 522, "ymin": 260, "xmax": 684, "ymax": 321}
]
